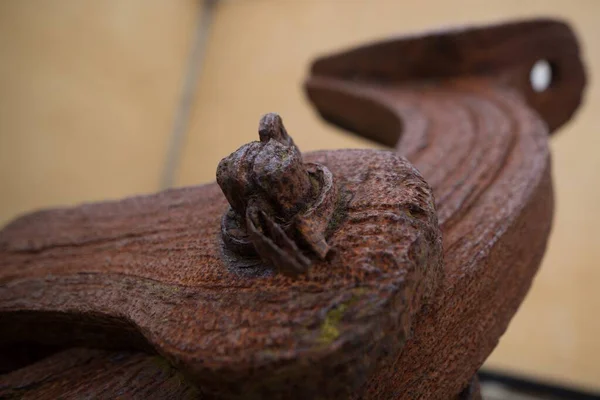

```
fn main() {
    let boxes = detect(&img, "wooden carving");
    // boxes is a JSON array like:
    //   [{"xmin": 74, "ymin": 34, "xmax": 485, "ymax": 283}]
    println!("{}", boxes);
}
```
[{"xmin": 0, "ymin": 19, "xmax": 586, "ymax": 399}]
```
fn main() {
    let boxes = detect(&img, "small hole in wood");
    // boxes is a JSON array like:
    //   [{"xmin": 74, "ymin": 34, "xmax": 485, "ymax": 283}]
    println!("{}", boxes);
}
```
[{"xmin": 530, "ymin": 60, "xmax": 553, "ymax": 93}]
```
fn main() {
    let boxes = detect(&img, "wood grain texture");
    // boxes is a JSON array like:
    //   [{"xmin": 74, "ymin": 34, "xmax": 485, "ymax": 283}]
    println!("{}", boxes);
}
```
[
  {"xmin": 0, "ymin": 16, "xmax": 588, "ymax": 400},
  {"xmin": 305, "ymin": 19, "xmax": 584, "ymax": 399},
  {"xmin": 0, "ymin": 348, "xmax": 199, "ymax": 400},
  {"xmin": 0, "ymin": 147, "xmax": 441, "ymax": 398},
  {"xmin": 176, "ymin": 1, "xmax": 599, "ymax": 390}
]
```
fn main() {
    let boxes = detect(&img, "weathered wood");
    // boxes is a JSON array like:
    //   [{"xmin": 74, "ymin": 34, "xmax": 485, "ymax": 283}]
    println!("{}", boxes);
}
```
[
  {"xmin": 0, "ymin": 147, "xmax": 441, "ymax": 398},
  {"xmin": 0, "ymin": 348, "xmax": 199, "ymax": 399},
  {"xmin": 0, "ymin": 18, "xmax": 586, "ymax": 399},
  {"xmin": 305, "ymin": 18, "xmax": 585, "ymax": 399}
]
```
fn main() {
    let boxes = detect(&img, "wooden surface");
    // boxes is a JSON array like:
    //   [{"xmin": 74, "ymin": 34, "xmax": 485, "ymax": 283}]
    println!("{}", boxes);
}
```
[
  {"xmin": 0, "ymin": 348, "xmax": 200, "ymax": 400},
  {"xmin": 0, "ymin": 147, "xmax": 443, "ymax": 398},
  {"xmin": 177, "ymin": 1, "xmax": 600, "ymax": 391},
  {"xmin": 0, "ymin": 0, "xmax": 599, "ymax": 393},
  {"xmin": 0, "ymin": 18, "xmax": 580, "ymax": 398},
  {"xmin": 304, "ymin": 18, "xmax": 580, "ymax": 397}
]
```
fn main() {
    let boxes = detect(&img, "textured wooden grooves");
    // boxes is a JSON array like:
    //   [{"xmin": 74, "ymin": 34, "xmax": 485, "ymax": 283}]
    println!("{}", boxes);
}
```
[
  {"xmin": 0, "ymin": 149, "xmax": 441, "ymax": 398},
  {"xmin": 0, "ymin": 18, "xmax": 586, "ymax": 399},
  {"xmin": 308, "ymin": 19, "xmax": 585, "ymax": 135},
  {"xmin": 0, "ymin": 348, "xmax": 199, "ymax": 400},
  {"xmin": 305, "ymin": 19, "xmax": 585, "ymax": 399}
]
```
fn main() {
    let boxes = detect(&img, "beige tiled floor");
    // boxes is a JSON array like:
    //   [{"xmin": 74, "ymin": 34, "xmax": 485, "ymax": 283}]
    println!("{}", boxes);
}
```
[{"xmin": 1, "ymin": 0, "xmax": 599, "ymax": 392}]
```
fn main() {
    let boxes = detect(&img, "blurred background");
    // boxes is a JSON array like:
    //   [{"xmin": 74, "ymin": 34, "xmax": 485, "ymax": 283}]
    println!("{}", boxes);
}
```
[{"xmin": 0, "ymin": 0, "xmax": 598, "ymax": 397}]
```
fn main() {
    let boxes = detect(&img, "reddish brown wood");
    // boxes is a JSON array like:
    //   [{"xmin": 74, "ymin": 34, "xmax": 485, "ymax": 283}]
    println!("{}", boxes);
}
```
[
  {"xmin": 0, "ymin": 18, "xmax": 586, "ymax": 399},
  {"xmin": 308, "ymin": 18, "xmax": 585, "ymax": 136},
  {"xmin": 0, "ymin": 348, "xmax": 199, "ymax": 399},
  {"xmin": 0, "ymin": 136, "xmax": 441, "ymax": 397},
  {"xmin": 305, "ymin": 18, "xmax": 586, "ymax": 399}
]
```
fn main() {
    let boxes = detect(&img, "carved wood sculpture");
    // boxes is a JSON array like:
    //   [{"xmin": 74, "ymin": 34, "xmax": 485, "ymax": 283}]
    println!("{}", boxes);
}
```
[{"xmin": 0, "ymin": 19, "xmax": 586, "ymax": 399}]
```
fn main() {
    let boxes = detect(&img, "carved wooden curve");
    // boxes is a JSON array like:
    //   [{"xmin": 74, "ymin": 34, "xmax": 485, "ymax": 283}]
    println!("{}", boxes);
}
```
[
  {"xmin": 0, "ymin": 19, "xmax": 586, "ymax": 399},
  {"xmin": 305, "ymin": 18, "xmax": 586, "ymax": 398}
]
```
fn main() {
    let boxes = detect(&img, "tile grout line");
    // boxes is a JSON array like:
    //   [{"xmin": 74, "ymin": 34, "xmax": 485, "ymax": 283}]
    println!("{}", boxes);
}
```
[{"xmin": 160, "ymin": 0, "xmax": 218, "ymax": 189}]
